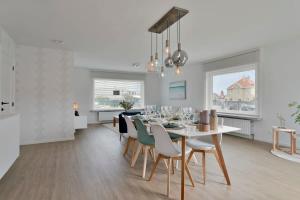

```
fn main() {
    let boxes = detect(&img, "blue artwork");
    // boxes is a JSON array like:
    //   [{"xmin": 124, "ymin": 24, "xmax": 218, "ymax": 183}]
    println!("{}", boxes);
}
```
[{"xmin": 169, "ymin": 81, "xmax": 186, "ymax": 100}]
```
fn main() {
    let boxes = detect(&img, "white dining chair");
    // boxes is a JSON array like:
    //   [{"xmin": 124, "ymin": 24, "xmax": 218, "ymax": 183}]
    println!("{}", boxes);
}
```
[
  {"xmin": 123, "ymin": 116, "xmax": 138, "ymax": 165},
  {"xmin": 148, "ymin": 124, "xmax": 195, "ymax": 197},
  {"xmin": 186, "ymin": 134, "xmax": 223, "ymax": 184}
]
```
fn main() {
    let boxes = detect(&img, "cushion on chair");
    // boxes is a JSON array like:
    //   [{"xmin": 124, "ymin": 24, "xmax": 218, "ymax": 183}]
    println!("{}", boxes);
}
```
[
  {"xmin": 186, "ymin": 139, "xmax": 215, "ymax": 150},
  {"xmin": 118, "ymin": 111, "xmax": 141, "ymax": 133}
]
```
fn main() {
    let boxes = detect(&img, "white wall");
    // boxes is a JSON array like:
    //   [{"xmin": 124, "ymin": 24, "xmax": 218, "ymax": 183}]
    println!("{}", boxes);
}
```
[
  {"xmin": 73, "ymin": 68, "xmax": 161, "ymax": 124},
  {"xmin": 16, "ymin": 45, "xmax": 74, "ymax": 145},
  {"xmin": 161, "ymin": 64, "xmax": 205, "ymax": 110},
  {"xmin": 160, "ymin": 38, "xmax": 300, "ymax": 146},
  {"xmin": 254, "ymin": 38, "xmax": 300, "ymax": 144}
]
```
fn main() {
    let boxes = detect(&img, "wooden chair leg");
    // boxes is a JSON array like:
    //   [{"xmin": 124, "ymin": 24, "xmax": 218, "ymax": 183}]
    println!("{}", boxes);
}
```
[
  {"xmin": 192, "ymin": 154, "xmax": 198, "ymax": 165},
  {"xmin": 187, "ymin": 149, "xmax": 195, "ymax": 164},
  {"xmin": 171, "ymin": 159, "xmax": 175, "ymax": 174},
  {"xmin": 167, "ymin": 158, "xmax": 172, "ymax": 197},
  {"xmin": 148, "ymin": 154, "xmax": 161, "ymax": 181},
  {"xmin": 184, "ymin": 163, "xmax": 195, "ymax": 187},
  {"xmin": 142, "ymin": 146, "xmax": 150, "ymax": 179},
  {"xmin": 131, "ymin": 143, "xmax": 142, "ymax": 167},
  {"xmin": 123, "ymin": 137, "xmax": 131, "ymax": 156},
  {"xmin": 130, "ymin": 140, "xmax": 136, "ymax": 163},
  {"xmin": 202, "ymin": 152, "xmax": 206, "ymax": 184},
  {"xmin": 163, "ymin": 159, "xmax": 169, "ymax": 170}
]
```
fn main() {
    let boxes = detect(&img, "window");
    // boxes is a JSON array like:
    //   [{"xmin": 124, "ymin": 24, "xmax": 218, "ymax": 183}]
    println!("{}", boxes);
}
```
[
  {"xmin": 93, "ymin": 79, "xmax": 145, "ymax": 110},
  {"xmin": 206, "ymin": 64, "xmax": 259, "ymax": 117}
]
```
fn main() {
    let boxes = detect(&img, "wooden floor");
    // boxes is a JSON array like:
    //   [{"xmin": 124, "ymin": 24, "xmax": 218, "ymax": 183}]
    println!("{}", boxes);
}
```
[{"xmin": 0, "ymin": 124, "xmax": 300, "ymax": 200}]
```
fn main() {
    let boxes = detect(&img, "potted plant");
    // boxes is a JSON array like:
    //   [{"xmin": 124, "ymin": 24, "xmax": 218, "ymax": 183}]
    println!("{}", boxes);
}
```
[
  {"xmin": 119, "ymin": 94, "xmax": 134, "ymax": 112},
  {"xmin": 288, "ymin": 101, "xmax": 300, "ymax": 125}
]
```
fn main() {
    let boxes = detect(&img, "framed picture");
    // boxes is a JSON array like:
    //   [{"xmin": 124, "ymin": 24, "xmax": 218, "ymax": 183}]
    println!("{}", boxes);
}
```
[{"xmin": 169, "ymin": 80, "xmax": 186, "ymax": 100}]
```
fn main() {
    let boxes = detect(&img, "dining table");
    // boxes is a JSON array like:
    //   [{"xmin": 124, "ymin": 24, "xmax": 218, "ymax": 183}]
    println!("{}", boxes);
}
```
[{"xmin": 165, "ymin": 125, "xmax": 241, "ymax": 200}]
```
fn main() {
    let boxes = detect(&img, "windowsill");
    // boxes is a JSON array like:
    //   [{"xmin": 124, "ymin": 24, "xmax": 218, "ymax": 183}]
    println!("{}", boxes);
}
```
[
  {"xmin": 217, "ymin": 112, "xmax": 262, "ymax": 120},
  {"xmin": 91, "ymin": 108, "xmax": 145, "ymax": 112}
]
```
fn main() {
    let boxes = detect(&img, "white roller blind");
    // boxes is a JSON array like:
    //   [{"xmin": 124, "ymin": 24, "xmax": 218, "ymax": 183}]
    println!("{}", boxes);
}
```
[{"xmin": 93, "ymin": 79, "xmax": 144, "ymax": 110}]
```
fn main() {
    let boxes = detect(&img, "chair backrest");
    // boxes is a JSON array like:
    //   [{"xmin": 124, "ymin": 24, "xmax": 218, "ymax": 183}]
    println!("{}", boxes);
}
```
[
  {"xmin": 124, "ymin": 116, "xmax": 137, "ymax": 138},
  {"xmin": 134, "ymin": 118, "xmax": 155, "ymax": 145},
  {"xmin": 150, "ymin": 124, "xmax": 180, "ymax": 156}
]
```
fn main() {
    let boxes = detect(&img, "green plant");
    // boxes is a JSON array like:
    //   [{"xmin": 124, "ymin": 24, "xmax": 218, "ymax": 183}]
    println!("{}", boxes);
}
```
[
  {"xmin": 119, "ymin": 100, "xmax": 134, "ymax": 111},
  {"xmin": 288, "ymin": 101, "xmax": 300, "ymax": 124}
]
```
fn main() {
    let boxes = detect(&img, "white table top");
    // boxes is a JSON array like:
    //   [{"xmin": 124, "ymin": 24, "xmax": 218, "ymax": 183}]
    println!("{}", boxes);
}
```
[{"xmin": 166, "ymin": 125, "xmax": 241, "ymax": 137}]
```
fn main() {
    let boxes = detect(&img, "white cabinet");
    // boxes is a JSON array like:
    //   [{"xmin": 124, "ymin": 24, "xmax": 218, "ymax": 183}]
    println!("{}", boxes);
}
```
[
  {"xmin": 74, "ymin": 116, "xmax": 87, "ymax": 129},
  {"xmin": 0, "ymin": 26, "xmax": 15, "ymax": 115},
  {"xmin": 0, "ymin": 114, "xmax": 20, "ymax": 179}
]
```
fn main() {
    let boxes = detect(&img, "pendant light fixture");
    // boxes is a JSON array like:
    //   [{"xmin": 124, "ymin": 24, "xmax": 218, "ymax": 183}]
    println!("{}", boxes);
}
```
[
  {"xmin": 147, "ymin": 32, "xmax": 156, "ymax": 72},
  {"xmin": 161, "ymin": 31, "xmax": 165, "ymax": 77},
  {"xmin": 164, "ymin": 23, "xmax": 174, "ymax": 68},
  {"xmin": 153, "ymin": 32, "xmax": 160, "ymax": 68},
  {"xmin": 172, "ymin": 10, "xmax": 188, "ymax": 67},
  {"xmin": 165, "ymin": 21, "xmax": 170, "ymax": 55}
]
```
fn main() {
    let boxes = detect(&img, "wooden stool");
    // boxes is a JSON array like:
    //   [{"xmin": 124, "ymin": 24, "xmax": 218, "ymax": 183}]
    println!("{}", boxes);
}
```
[{"xmin": 272, "ymin": 126, "xmax": 297, "ymax": 155}]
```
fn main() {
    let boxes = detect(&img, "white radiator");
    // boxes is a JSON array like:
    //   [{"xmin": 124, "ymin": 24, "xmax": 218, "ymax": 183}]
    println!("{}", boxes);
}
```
[
  {"xmin": 221, "ymin": 117, "xmax": 253, "ymax": 138},
  {"xmin": 98, "ymin": 111, "xmax": 120, "ymax": 123}
]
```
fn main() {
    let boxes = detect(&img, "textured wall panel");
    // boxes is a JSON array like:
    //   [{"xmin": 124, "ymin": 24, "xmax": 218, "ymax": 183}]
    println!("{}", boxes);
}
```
[{"xmin": 16, "ymin": 45, "xmax": 74, "ymax": 145}]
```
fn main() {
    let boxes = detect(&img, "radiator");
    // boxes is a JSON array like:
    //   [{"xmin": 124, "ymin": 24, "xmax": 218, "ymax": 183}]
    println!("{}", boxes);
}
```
[
  {"xmin": 98, "ymin": 111, "xmax": 120, "ymax": 123},
  {"xmin": 221, "ymin": 117, "xmax": 253, "ymax": 138}
]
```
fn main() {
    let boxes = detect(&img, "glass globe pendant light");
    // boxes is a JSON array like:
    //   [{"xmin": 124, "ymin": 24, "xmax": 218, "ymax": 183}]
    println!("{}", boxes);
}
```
[
  {"xmin": 172, "ymin": 11, "xmax": 188, "ymax": 67},
  {"xmin": 147, "ymin": 32, "xmax": 156, "ymax": 72},
  {"xmin": 161, "ymin": 31, "xmax": 165, "ymax": 77},
  {"xmin": 164, "ymin": 24, "xmax": 174, "ymax": 68},
  {"xmin": 153, "ymin": 32, "xmax": 160, "ymax": 68}
]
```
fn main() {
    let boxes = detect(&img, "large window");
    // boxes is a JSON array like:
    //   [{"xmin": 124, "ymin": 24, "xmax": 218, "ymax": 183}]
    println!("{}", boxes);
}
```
[
  {"xmin": 206, "ymin": 64, "xmax": 259, "ymax": 117},
  {"xmin": 93, "ymin": 79, "xmax": 145, "ymax": 110}
]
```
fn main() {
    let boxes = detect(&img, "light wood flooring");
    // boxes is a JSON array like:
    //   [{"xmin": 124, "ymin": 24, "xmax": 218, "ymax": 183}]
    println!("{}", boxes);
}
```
[{"xmin": 0, "ymin": 124, "xmax": 300, "ymax": 200}]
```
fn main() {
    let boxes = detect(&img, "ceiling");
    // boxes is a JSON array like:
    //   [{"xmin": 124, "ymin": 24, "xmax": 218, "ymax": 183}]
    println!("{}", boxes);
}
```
[{"xmin": 0, "ymin": 0, "xmax": 300, "ymax": 72}]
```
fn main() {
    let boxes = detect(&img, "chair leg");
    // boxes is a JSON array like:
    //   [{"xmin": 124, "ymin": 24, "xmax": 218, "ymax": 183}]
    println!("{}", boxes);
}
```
[
  {"xmin": 202, "ymin": 152, "xmax": 206, "ymax": 184},
  {"xmin": 163, "ymin": 159, "xmax": 169, "ymax": 170},
  {"xmin": 148, "ymin": 154, "xmax": 161, "ymax": 181},
  {"xmin": 142, "ymin": 146, "xmax": 150, "ymax": 179},
  {"xmin": 185, "ymin": 162, "xmax": 195, "ymax": 187},
  {"xmin": 167, "ymin": 158, "xmax": 172, "ymax": 197},
  {"xmin": 176, "ymin": 141, "xmax": 180, "ymax": 169},
  {"xmin": 187, "ymin": 149, "xmax": 195, "ymax": 164},
  {"xmin": 192, "ymin": 154, "xmax": 198, "ymax": 165},
  {"xmin": 131, "ymin": 143, "xmax": 142, "ymax": 167},
  {"xmin": 123, "ymin": 137, "xmax": 131, "ymax": 156},
  {"xmin": 130, "ymin": 139, "xmax": 136, "ymax": 165},
  {"xmin": 171, "ymin": 159, "xmax": 175, "ymax": 174}
]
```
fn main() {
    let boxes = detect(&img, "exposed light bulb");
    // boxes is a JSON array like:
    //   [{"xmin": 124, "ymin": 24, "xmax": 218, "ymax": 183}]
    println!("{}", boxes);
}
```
[
  {"xmin": 154, "ymin": 52, "xmax": 160, "ymax": 67},
  {"xmin": 175, "ymin": 65, "xmax": 181, "ymax": 75},
  {"xmin": 165, "ymin": 40, "xmax": 170, "ymax": 55},
  {"xmin": 147, "ymin": 55, "xmax": 156, "ymax": 72},
  {"xmin": 161, "ymin": 66, "xmax": 165, "ymax": 77}
]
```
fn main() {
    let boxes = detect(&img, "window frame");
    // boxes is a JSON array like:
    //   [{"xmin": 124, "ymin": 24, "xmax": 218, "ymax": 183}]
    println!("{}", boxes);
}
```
[
  {"xmin": 205, "ymin": 63, "xmax": 260, "ymax": 119},
  {"xmin": 92, "ymin": 78, "xmax": 145, "ymax": 111}
]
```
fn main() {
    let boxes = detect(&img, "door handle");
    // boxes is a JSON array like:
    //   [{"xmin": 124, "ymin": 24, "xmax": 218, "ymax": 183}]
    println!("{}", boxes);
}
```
[{"xmin": 1, "ymin": 102, "xmax": 9, "ymax": 105}]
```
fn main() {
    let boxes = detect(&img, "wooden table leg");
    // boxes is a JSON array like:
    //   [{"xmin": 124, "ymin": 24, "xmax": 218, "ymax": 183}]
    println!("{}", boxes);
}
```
[
  {"xmin": 290, "ymin": 132, "xmax": 294, "ymax": 155},
  {"xmin": 211, "ymin": 134, "xmax": 231, "ymax": 185},
  {"xmin": 273, "ymin": 129, "xmax": 277, "ymax": 151},
  {"xmin": 181, "ymin": 136, "xmax": 186, "ymax": 200},
  {"xmin": 293, "ymin": 133, "xmax": 297, "ymax": 154},
  {"xmin": 113, "ymin": 117, "xmax": 116, "ymax": 127}
]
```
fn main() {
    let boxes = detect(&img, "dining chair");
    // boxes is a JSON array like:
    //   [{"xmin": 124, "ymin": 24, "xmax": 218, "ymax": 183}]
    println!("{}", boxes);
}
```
[
  {"xmin": 123, "ymin": 116, "xmax": 138, "ymax": 165},
  {"xmin": 131, "ymin": 118, "xmax": 156, "ymax": 179},
  {"xmin": 148, "ymin": 124, "xmax": 195, "ymax": 197},
  {"xmin": 186, "ymin": 135, "xmax": 223, "ymax": 184}
]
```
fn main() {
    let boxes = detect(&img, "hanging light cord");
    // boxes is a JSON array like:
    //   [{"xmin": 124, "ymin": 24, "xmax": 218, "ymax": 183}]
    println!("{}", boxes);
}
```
[
  {"xmin": 161, "ymin": 31, "xmax": 164, "ymax": 61},
  {"xmin": 150, "ymin": 32, "xmax": 153, "ymax": 56},
  {"xmin": 156, "ymin": 32, "xmax": 158, "ymax": 54}
]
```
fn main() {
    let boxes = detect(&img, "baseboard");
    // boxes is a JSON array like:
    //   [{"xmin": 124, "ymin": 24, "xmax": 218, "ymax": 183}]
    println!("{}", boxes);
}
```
[{"xmin": 21, "ymin": 135, "xmax": 75, "ymax": 146}]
